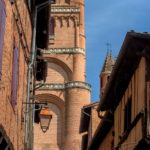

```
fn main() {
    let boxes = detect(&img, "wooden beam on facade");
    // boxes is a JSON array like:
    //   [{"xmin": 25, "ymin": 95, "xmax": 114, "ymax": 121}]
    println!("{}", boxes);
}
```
[{"xmin": 117, "ymin": 112, "xmax": 144, "ymax": 148}]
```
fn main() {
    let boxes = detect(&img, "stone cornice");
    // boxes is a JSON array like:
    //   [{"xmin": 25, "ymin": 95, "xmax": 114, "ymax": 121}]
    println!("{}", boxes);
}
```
[
  {"xmin": 36, "ymin": 81, "xmax": 91, "ymax": 91},
  {"xmin": 51, "ymin": 7, "xmax": 80, "ymax": 13},
  {"xmin": 40, "ymin": 47, "xmax": 85, "ymax": 55}
]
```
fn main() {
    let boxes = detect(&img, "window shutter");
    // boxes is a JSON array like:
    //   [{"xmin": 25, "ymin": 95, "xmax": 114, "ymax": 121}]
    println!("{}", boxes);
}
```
[
  {"xmin": 0, "ymin": 0, "xmax": 6, "ymax": 79},
  {"xmin": 11, "ymin": 41, "xmax": 19, "ymax": 109}
]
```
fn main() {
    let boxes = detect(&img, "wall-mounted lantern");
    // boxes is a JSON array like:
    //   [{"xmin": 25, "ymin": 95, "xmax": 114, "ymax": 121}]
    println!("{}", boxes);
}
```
[{"xmin": 39, "ymin": 107, "xmax": 52, "ymax": 133}]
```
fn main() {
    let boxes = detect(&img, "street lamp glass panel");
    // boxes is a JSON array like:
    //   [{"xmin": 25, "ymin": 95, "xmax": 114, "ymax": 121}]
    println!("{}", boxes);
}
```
[{"xmin": 39, "ymin": 108, "xmax": 52, "ymax": 133}]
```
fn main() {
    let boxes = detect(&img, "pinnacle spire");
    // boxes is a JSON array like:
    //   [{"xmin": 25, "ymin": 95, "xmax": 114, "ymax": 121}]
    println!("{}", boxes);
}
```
[
  {"xmin": 106, "ymin": 43, "xmax": 112, "ymax": 56},
  {"xmin": 101, "ymin": 50, "xmax": 115, "ymax": 74}
]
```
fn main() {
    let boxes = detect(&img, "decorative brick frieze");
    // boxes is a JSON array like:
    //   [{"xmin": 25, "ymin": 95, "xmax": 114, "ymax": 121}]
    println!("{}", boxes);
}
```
[
  {"xmin": 36, "ymin": 81, "xmax": 91, "ymax": 91},
  {"xmin": 40, "ymin": 47, "xmax": 85, "ymax": 55},
  {"xmin": 51, "ymin": 7, "xmax": 80, "ymax": 13}
]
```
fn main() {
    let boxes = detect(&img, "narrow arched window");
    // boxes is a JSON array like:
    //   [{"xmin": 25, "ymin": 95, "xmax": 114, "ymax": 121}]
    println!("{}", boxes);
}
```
[{"xmin": 49, "ymin": 18, "xmax": 55, "ymax": 39}]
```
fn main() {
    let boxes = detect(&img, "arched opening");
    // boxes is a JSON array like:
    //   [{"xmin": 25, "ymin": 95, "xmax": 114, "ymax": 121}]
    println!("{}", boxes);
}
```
[
  {"xmin": 46, "ymin": 57, "xmax": 72, "ymax": 81},
  {"xmin": 34, "ymin": 94, "xmax": 65, "ymax": 150},
  {"xmin": 46, "ymin": 62, "xmax": 69, "ymax": 83}
]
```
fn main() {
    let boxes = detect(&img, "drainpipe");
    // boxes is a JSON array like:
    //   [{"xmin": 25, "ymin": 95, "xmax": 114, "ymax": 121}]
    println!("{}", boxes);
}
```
[
  {"xmin": 24, "ymin": 6, "xmax": 37, "ymax": 150},
  {"xmin": 24, "ymin": 1, "xmax": 51, "ymax": 150}
]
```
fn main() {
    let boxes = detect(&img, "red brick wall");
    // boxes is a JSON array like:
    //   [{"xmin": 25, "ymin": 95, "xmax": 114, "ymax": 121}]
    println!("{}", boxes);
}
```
[
  {"xmin": 49, "ymin": 17, "xmax": 76, "ymax": 48},
  {"xmin": 46, "ymin": 62, "xmax": 69, "ymax": 83},
  {"xmin": 0, "ymin": 0, "xmax": 32, "ymax": 149}
]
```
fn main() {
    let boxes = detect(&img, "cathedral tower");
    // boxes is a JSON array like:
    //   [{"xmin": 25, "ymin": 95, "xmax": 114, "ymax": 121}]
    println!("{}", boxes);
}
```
[{"xmin": 34, "ymin": 0, "xmax": 91, "ymax": 150}]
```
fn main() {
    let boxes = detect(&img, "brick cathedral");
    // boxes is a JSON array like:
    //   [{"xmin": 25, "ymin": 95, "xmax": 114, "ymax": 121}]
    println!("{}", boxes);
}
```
[{"xmin": 34, "ymin": 0, "xmax": 91, "ymax": 149}]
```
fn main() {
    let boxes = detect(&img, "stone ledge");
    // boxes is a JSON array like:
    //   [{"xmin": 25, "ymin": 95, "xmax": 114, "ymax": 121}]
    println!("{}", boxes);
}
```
[
  {"xmin": 40, "ymin": 47, "xmax": 85, "ymax": 55},
  {"xmin": 51, "ymin": 7, "xmax": 80, "ymax": 13},
  {"xmin": 36, "ymin": 81, "xmax": 91, "ymax": 91}
]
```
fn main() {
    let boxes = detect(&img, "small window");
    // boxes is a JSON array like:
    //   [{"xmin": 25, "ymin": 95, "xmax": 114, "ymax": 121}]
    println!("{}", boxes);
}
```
[
  {"xmin": 49, "ymin": 18, "xmax": 55, "ymax": 39},
  {"xmin": 124, "ymin": 97, "xmax": 132, "ymax": 131}
]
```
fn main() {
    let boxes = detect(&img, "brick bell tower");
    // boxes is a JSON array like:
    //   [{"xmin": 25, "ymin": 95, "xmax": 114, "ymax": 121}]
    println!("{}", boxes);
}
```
[{"xmin": 34, "ymin": 0, "xmax": 91, "ymax": 150}]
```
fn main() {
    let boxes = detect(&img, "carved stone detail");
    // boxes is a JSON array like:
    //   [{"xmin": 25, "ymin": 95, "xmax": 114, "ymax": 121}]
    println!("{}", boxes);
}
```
[
  {"xmin": 40, "ymin": 47, "xmax": 85, "ymax": 55},
  {"xmin": 36, "ymin": 81, "xmax": 91, "ymax": 91},
  {"xmin": 51, "ymin": 7, "xmax": 80, "ymax": 13}
]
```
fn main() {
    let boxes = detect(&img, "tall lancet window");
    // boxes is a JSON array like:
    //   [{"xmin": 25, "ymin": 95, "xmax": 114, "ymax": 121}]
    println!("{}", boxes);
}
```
[{"xmin": 49, "ymin": 18, "xmax": 55, "ymax": 39}]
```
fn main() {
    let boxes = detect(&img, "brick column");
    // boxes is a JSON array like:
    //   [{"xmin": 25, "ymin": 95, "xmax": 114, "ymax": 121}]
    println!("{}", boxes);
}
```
[{"xmin": 64, "ymin": 88, "xmax": 90, "ymax": 150}]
